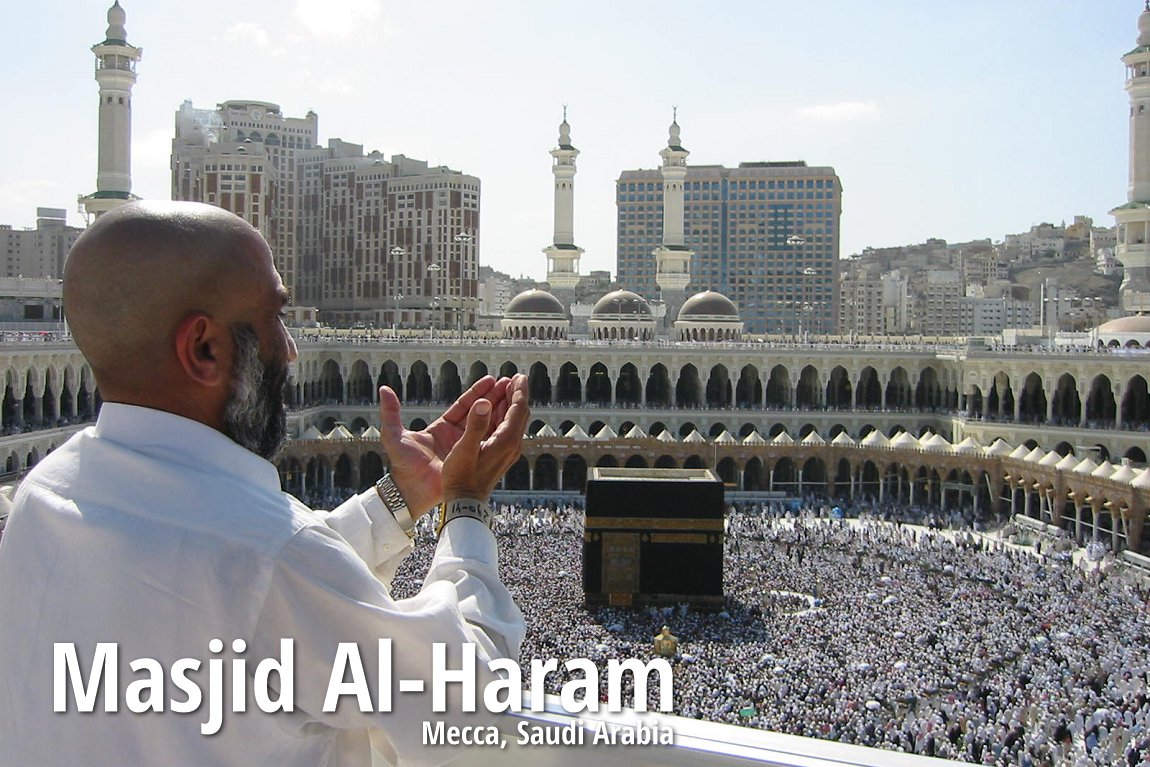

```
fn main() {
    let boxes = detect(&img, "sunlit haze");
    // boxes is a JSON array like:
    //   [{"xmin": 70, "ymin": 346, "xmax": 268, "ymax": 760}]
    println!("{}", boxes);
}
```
[{"xmin": 3, "ymin": 0, "xmax": 1137, "ymax": 281}]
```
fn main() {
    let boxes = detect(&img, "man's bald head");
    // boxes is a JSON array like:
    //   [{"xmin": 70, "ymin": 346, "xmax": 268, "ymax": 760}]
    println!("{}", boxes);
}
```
[{"xmin": 64, "ymin": 201, "xmax": 275, "ymax": 397}]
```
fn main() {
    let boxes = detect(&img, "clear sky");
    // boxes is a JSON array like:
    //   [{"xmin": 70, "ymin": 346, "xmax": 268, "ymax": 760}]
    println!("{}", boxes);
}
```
[{"xmin": 2, "ymin": 1, "xmax": 1140, "ymax": 282}]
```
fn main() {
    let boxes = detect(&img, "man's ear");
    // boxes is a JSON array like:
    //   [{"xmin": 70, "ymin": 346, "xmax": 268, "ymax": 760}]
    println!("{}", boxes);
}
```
[{"xmin": 174, "ymin": 312, "xmax": 227, "ymax": 387}]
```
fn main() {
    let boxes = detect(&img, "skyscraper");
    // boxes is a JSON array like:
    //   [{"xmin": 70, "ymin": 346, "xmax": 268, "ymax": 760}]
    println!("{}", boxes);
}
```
[
  {"xmin": 172, "ymin": 101, "xmax": 479, "ymax": 328},
  {"xmin": 79, "ymin": 2, "xmax": 142, "ymax": 220},
  {"xmin": 617, "ymin": 131, "xmax": 841, "ymax": 335}
]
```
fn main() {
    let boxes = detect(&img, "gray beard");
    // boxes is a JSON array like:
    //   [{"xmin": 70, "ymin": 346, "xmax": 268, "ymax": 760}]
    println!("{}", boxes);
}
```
[{"xmin": 222, "ymin": 323, "xmax": 289, "ymax": 460}]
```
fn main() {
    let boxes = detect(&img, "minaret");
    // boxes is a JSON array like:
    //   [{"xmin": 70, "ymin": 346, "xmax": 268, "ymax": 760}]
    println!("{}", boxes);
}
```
[
  {"xmin": 543, "ymin": 109, "xmax": 583, "ymax": 293},
  {"xmin": 653, "ymin": 112, "xmax": 693, "ymax": 329},
  {"xmin": 1111, "ymin": 2, "xmax": 1150, "ymax": 314},
  {"xmin": 79, "ymin": 2, "xmax": 143, "ymax": 220}
]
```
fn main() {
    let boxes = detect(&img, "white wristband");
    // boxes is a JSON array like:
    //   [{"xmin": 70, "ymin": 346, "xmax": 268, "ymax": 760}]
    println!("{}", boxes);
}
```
[{"xmin": 436, "ymin": 499, "xmax": 493, "ymax": 537}]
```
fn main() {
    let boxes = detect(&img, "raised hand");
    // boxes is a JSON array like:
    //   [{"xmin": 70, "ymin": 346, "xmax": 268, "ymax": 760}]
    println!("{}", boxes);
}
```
[
  {"xmin": 441, "ymin": 374, "xmax": 530, "ymax": 502},
  {"xmin": 377, "ymin": 375, "xmax": 525, "ymax": 516}
]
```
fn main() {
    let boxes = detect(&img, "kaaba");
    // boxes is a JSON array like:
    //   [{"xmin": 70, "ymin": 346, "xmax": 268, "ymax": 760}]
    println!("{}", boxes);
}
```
[{"xmin": 583, "ymin": 467, "xmax": 725, "ymax": 608}]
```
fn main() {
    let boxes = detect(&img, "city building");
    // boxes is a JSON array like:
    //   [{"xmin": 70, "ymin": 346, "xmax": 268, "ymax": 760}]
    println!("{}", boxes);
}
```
[
  {"xmin": 919, "ymin": 271, "xmax": 963, "ymax": 336},
  {"xmin": 171, "ymin": 101, "xmax": 479, "ymax": 328},
  {"xmin": 79, "ymin": 2, "xmax": 142, "ymax": 220},
  {"xmin": 838, "ymin": 265, "xmax": 908, "ymax": 336},
  {"xmin": 478, "ymin": 266, "xmax": 514, "ymax": 319},
  {"xmin": 617, "ymin": 128, "xmax": 842, "ymax": 335},
  {"xmin": 957, "ymin": 295, "xmax": 1032, "ymax": 336},
  {"xmin": 0, "ymin": 209, "xmax": 82, "ymax": 279}
]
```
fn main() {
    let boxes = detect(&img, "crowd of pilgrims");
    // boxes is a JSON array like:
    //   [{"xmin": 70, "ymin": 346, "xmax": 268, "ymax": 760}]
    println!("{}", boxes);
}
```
[{"xmin": 374, "ymin": 496, "xmax": 1150, "ymax": 766}]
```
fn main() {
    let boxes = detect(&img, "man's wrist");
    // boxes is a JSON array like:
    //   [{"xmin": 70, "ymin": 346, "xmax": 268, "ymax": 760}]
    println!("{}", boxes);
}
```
[
  {"xmin": 436, "ymin": 498, "xmax": 493, "ymax": 537},
  {"xmin": 375, "ymin": 474, "xmax": 416, "ymax": 539}
]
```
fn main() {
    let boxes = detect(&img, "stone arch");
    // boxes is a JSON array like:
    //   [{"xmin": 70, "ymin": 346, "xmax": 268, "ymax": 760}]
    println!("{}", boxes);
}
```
[
  {"xmin": 734, "ymin": 364, "xmax": 762, "ymax": 409},
  {"xmin": 915, "ymin": 366, "xmax": 941, "ymax": 410},
  {"xmin": 716, "ymin": 457, "xmax": 739, "ymax": 486},
  {"xmin": 886, "ymin": 366, "xmax": 912, "ymax": 409},
  {"xmin": 825, "ymin": 366, "xmax": 851, "ymax": 410},
  {"xmin": 320, "ymin": 359, "xmax": 344, "ymax": 402},
  {"xmin": 988, "ymin": 371, "xmax": 1014, "ymax": 420},
  {"xmin": 347, "ymin": 359, "xmax": 373, "ymax": 403},
  {"xmin": 437, "ymin": 361, "xmax": 463, "ymax": 403},
  {"xmin": 585, "ymin": 363, "xmax": 611, "ymax": 405},
  {"xmin": 406, "ymin": 361, "xmax": 432, "ymax": 402},
  {"xmin": 772, "ymin": 457, "xmax": 797, "ymax": 492},
  {"xmin": 1050, "ymin": 373, "xmax": 1080, "ymax": 426},
  {"xmin": 645, "ymin": 364, "xmax": 672, "ymax": 407},
  {"xmin": 704, "ymin": 364, "xmax": 732, "ymax": 408},
  {"xmin": 744, "ymin": 457, "xmax": 765, "ymax": 491},
  {"xmin": 535, "ymin": 454, "xmax": 559, "ymax": 491},
  {"xmin": 556, "ymin": 363, "xmax": 581, "ymax": 403},
  {"xmin": 855, "ymin": 366, "xmax": 882, "ymax": 409},
  {"xmin": 795, "ymin": 365, "xmax": 821, "ymax": 409},
  {"xmin": 1122, "ymin": 375, "xmax": 1150, "ymax": 429},
  {"xmin": 528, "ymin": 362, "xmax": 552, "ymax": 405},
  {"xmin": 676, "ymin": 364, "xmax": 702, "ymax": 408},
  {"xmin": 765, "ymin": 364, "xmax": 790, "ymax": 409},
  {"xmin": 1018, "ymin": 372, "xmax": 1047, "ymax": 423},
  {"xmin": 1086, "ymin": 374, "xmax": 1116, "ymax": 426},
  {"xmin": 615, "ymin": 363, "xmax": 642, "ymax": 406},
  {"xmin": 562, "ymin": 455, "xmax": 587, "ymax": 492}
]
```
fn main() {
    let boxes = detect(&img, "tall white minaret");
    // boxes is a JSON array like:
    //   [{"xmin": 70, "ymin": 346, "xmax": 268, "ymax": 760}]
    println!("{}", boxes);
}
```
[
  {"xmin": 79, "ymin": 1, "xmax": 143, "ymax": 220},
  {"xmin": 653, "ymin": 112, "xmax": 693, "ymax": 328},
  {"xmin": 1112, "ymin": 2, "xmax": 1150, "ymax": 314},
  {"xmin": 544, "ymin": 109, "xmax": 582, "ymax": 291}
]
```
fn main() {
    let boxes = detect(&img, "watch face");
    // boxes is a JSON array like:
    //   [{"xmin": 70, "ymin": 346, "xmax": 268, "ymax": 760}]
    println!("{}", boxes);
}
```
[{"xmin": 250, "ymin": 108, "xmax": 264, "ymax": 121}]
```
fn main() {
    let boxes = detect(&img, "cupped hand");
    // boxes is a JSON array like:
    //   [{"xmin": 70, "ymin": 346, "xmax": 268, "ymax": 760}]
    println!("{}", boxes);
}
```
[
  {"xmin": 441, "ymin": 374, "xmax": 530, "ymax": 502},
  {"xmin": 377, "ymin": 375, "xmax": 524, "ymax": 515}
]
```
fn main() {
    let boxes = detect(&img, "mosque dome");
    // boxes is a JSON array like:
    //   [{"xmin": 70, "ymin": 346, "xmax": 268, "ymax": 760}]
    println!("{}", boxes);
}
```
[
  {"xmin": 588, "ymin": 290, "xmax": 656, "ymax": 341},
  {"xmin": 506, "ymin": 289, "xmax": 566, "ymax": 316},
  {"xmin": 675, "ymin": 290, "xmax": 744, "ymax": 342},
  {"xmin": 1095, "ymin": 313, "xmax": 1150, "ymax": 349},
  {"xmin": 591, "ymin": 290, "xmax": 651, "ymax": 317},
  {"xmin": 501, "ymin": 289, "xmax": 569, "ymax": 341},
  {"xmin": 678, "ymin": 290, "xmax": 739, "ymax": 319},
  {"xmin": 1097, "ymin": 313, "xmax": 1150, "ymax": 334}
]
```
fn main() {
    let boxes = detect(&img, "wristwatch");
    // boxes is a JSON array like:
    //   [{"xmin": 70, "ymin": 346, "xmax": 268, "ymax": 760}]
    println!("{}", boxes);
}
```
[
  {"xmin": 374, "ymin": 473, "xmax": 416, "ymax": 539},
  {"xmin": 436, "ymin": 498, "xmax": 493, "ymax": 537}
]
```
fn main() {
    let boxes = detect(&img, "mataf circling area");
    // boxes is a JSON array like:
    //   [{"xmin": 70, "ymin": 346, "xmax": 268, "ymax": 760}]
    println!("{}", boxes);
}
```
[{"xmin": 390, "ymin": 503, "xmax": 1150, "ymax": 766}]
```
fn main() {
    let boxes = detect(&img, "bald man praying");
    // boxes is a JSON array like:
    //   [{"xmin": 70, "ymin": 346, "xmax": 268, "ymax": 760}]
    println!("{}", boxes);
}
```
[{"xmin": 0, "ymin": 201, "xmax": 529, "ymax": 767}]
